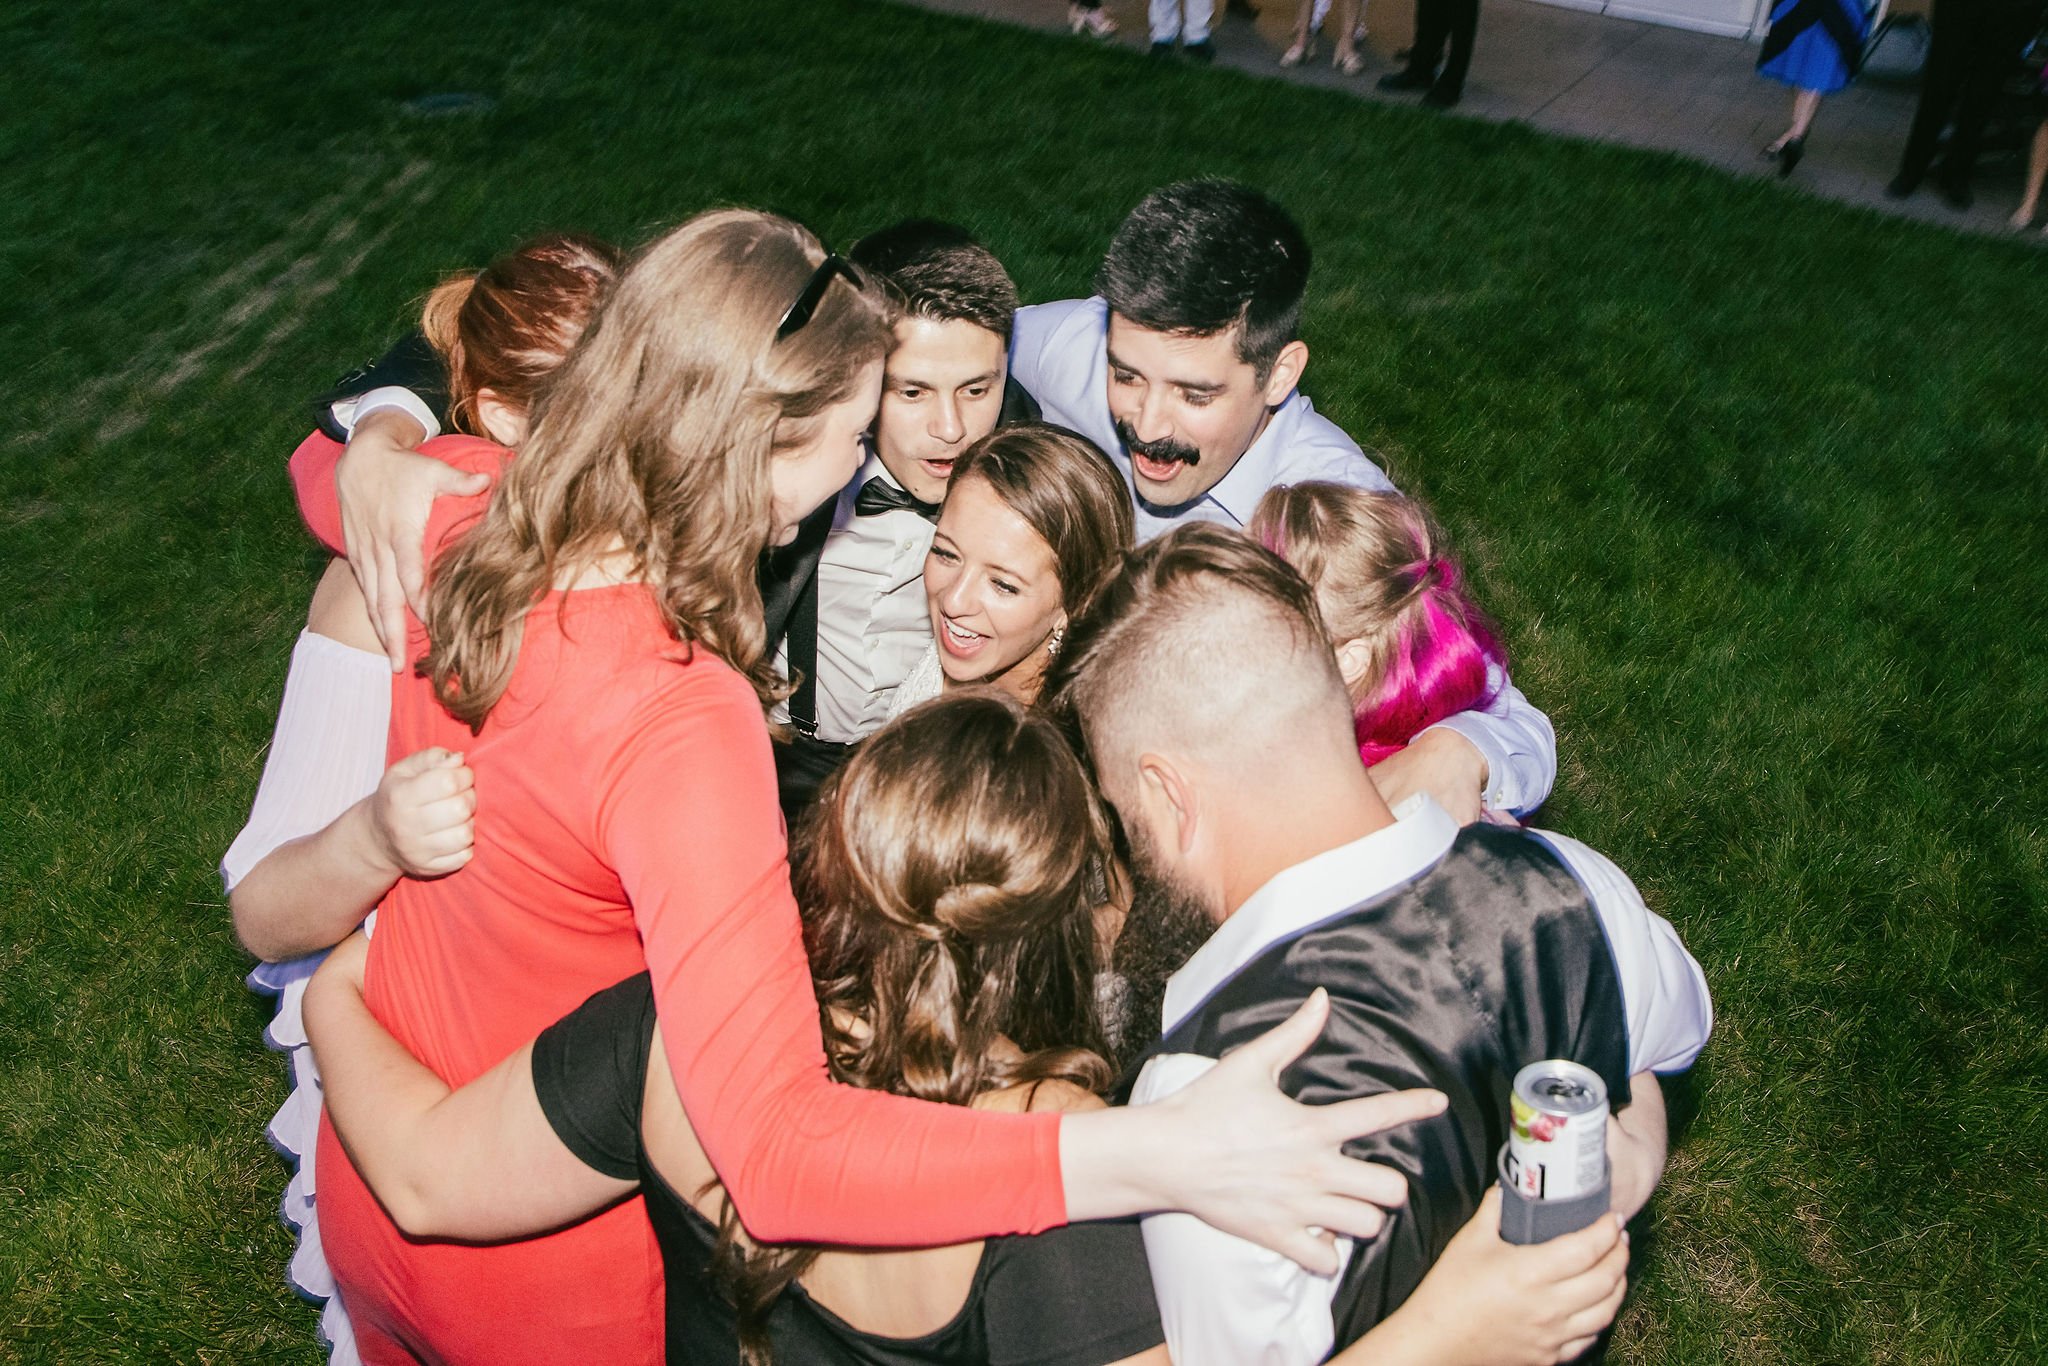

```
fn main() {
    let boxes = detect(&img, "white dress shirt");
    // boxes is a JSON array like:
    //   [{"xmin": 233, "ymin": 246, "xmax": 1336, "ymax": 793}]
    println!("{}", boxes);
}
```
[
  {"xmin": 1131, "ymin": 796, "xmax": 1714, "ymax": 1366},
  {"xmin": 1008, "ymin": 296, "xmax": 1557, "ymax": 815},
  {"xmin": 770, "ymin": 453, "xmax": 938, "ymax": 745}
]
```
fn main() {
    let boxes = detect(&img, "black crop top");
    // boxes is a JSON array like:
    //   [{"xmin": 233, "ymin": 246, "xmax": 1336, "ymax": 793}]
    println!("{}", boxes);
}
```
[{"xmin": 532, "ymin": 973, "xmax": 1165, "ymax": 1366}]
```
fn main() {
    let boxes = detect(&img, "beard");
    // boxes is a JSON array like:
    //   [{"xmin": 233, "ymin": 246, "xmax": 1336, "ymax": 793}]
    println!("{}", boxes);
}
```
[
  {"xmin": 1108, "ymin": 825, "xmax": 1219, "ymax": 1073},
  {"xmin": 1113, "ymin": 419, "xmax": 1202, "ymax": 470}
]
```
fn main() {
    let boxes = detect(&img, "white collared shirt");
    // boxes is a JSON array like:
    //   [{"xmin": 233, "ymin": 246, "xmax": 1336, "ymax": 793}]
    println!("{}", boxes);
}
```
[
  {"xmin": 1008, "ymin": 297, "xmax": 1557, "ymax": 816},
  {"xmin": 1131, "ymin": 797, "xmax": 1714, "ymax": 1366},
  {"xmin": 769, "ymin": 453, "xmax": 937, "ymax": 745}
]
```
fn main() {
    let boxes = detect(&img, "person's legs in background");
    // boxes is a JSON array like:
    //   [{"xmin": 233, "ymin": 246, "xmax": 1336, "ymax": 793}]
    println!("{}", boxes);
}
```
[
  {"xmin": 1070, "ymin": 0, "xmax": 1119, "ymax": 38},
  {"xmin": 1890, "ymin": 0, "xmax": 1972, "ymax": 196},
  {"xmin": 1764, "ymin": 88, "xmax": 1825, "ymax": 174},
  {"xmin": 1931, "ymin": 0, "xmax": 2042, "ymax": 207},
  {"xmin": 2011, "ymin": 119, "xmax": 2048, "ymax": 226},
  {"xmin": 1381, "ymin": 0, "xmax": 1448, "ymax": 90},
  {"xmin": 1330, "ymin": 0, "xmax": 1364, "ymax": 73},
  {"xmin": 1425, "ymin": 0, "xmax": 1480, "ymax": 104},
  {"xmin": 1149, "ymin": 0, "xmax": 1183, "ymax": 53}
]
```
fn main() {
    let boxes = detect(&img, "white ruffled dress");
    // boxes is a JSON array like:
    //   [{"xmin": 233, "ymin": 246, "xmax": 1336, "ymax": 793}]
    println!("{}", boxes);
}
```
[
  {"xmin": 884, "ymin": 646, "xmax": 946, "ymax": 722},
  {"xmin": 221, "ymin": 630, "xmax": 392, "ymax": 1365}
]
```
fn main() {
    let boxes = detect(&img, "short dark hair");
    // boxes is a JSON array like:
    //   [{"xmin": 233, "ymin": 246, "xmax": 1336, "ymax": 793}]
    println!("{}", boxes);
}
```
[
  {"xmin": 849, "ymin": 219, "xmax": 1020, "ymax": 340},
  {"xmin": 1094, "ymin": 179, "xmax": 1310, "ymax": 381}
]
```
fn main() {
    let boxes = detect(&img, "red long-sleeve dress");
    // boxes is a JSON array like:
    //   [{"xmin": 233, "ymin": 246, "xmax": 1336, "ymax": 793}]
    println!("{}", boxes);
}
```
[{"xmin": 304, "ymin": 436, "xmax": 1064, "ymax": 1365}]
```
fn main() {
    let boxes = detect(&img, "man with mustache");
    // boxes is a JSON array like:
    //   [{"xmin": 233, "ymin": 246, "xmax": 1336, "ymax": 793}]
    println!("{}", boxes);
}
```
[
  {"xmin": 1009, "ymin": 179, "xmax": 1554, "ymax": 821},
  {"xmin": 1049, "ymin": 526, "xmax": 1712, "ymax": 1366}
]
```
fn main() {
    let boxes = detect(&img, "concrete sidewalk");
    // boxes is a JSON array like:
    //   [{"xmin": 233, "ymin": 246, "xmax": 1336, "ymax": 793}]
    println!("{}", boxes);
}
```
[{"xmin": 908, "ymin": 0, "xmax": 2045, "ymax": 237}]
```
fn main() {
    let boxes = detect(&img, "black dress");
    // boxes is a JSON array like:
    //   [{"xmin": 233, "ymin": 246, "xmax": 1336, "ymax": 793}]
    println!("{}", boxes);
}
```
[{"xmin": 532, "ymin": 973, "xmax": 1165, "ymax": 1366}]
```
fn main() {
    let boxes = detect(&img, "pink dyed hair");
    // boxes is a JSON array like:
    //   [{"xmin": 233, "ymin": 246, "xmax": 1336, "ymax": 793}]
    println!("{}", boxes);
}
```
[{"xmin": 1248, "ymin": 483, "xmax": 1505, "ymax": 763}]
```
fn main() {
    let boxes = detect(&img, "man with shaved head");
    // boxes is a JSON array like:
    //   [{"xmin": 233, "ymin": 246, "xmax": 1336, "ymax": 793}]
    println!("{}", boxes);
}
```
[{"xmin": 1047, "ymin": 525, "xmax": 1713, "ymax": 1366}]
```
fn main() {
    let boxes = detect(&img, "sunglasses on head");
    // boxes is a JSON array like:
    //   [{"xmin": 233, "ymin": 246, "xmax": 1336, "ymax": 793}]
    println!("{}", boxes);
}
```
[{"xmin": 775, "ymin": 254, "xmax": 865, "ymax": 340}]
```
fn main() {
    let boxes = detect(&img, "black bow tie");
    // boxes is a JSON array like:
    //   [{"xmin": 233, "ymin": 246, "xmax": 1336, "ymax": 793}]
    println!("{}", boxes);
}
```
[{"xmin": 853, "ymin": 477, "xmax": 941, "ymax": 523}]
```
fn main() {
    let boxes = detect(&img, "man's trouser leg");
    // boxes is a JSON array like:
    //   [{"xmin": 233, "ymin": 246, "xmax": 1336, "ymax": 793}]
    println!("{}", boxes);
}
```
[
  {"xmin": 1435, "ymin": 0, "xmax": 1481, "ymax": 93},
  {"xmin": 1407, "ymin": 0, "xmax": 1451, "ymax": 77}
]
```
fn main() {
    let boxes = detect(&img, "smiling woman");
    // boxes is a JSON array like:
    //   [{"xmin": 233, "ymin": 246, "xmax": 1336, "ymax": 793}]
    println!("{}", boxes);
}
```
[{"xmin": 892, "ymin": 424, "xmax": 1136, "ymax": 714}]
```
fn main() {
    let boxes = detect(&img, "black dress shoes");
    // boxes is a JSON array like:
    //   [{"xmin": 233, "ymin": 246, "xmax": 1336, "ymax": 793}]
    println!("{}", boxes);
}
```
[
  {"xmin": 1378, "ymin": 67, "xmax": 1435, "ymax": 91},
  {"xmin": 1185, "ymin": 38, "xmax": 1216, "ymax": 61},
  {"xmin": 1422, "ymin": 81, "xmax": 1462, "ymax": 108},
  {"xmin": 1885, "ymin": 173, "xmax": 1920, "ymax": 200}
]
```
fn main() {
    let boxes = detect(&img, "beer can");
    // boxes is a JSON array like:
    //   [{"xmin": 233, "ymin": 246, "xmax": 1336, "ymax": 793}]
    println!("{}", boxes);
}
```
[{"xmin": 1503, "ymin": 1060, "xmax": 1608, "ymax": 1202}]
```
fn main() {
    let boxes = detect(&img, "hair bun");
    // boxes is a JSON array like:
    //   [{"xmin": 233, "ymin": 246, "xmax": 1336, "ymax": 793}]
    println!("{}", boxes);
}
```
[{"xmin": 930, "ymin": 880, "xmax": 1020, "ymax": 939}]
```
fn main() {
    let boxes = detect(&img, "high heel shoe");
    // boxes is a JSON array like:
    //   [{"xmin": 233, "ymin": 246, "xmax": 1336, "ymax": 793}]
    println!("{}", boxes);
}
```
[
  {"xmin": 1333, "ymin": 47, "xmax": 1365, "ymax": 75},
  {"xmin": 1761, "ymin": 136, "xmax": 1804, "ymax": 177},
  {"xmin": 1776, "ymin": 136, "xmax": 1804, "ymax": 177},
  {"xmin": 1069, "ymin": 4, "xmax": 1118, "ymax": 37},
  {"xmin": 1280, "ymin": 33, "xmax": 1319, "ymax": 65}
]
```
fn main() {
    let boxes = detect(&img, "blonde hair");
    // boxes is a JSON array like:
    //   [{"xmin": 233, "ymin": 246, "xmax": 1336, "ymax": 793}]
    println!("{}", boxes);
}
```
[
  {"xmin": 423, "ymin": 210, "xmax": 893, "ymax": 729},
  {"xmin": 1249, "ymin": 483, "xmax": 1503, "ymax": 760}
]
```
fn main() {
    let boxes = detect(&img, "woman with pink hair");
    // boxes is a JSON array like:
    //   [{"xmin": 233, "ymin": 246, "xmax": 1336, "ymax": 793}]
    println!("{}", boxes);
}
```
[{"xmin": 1249, "ymin": 483, "xmax": 1507, "ymax": 783}]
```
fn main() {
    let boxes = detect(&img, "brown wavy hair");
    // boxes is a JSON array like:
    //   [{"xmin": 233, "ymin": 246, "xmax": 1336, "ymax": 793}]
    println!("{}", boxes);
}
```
[
  {"xmin": 712, "ymin": 691, "xmax": 1114, "ymax": 1364},
  {"xmin": 418, "ymin": 233, "xmax": 623, "ymax": 436},
  {"xmin": 422, "ymin": 210, "xmax": 894, "ymax": 729}
]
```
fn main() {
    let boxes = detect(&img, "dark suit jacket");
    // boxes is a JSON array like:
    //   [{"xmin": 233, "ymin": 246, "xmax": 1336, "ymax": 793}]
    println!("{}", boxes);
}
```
[{"xmin": 1117, "ymin": 825, "xmax": 1633, "ymax": 1349}]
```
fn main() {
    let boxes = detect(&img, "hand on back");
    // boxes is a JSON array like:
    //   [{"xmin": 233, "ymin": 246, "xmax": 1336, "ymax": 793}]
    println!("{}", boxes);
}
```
[
  {"xmin": 1142, "ymin": 990, "xmax": 1449, "ymax": 1274},
  {"xmin": 369, "ymin": 748, "xmax": 476, "ymax": 879}
]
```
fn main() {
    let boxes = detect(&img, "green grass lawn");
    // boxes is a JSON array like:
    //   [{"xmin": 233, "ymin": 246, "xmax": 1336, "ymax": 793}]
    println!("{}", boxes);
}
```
[{"xmin": 4, "ymin": 0, "xmax": 2045, "ymax": 1360}]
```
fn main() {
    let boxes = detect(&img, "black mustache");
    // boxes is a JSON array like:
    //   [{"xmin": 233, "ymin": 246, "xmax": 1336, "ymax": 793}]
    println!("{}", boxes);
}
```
[{"xmin": 1114, "ymin": 421, "xmax": 1200, "ymax": 468}]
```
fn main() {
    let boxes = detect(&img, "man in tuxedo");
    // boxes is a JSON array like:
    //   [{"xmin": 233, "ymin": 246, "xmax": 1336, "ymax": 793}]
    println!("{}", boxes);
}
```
[
  {"xmin": 1012, "ymin": 179, "xmax": 1555, "ymax": 823},
  {"xmin": 1047, "ymin": 526, "xmax": 1712, "ymax": 1365},
  {"xmin": 767, "ymin": 220, "xmax": 1041, "ymax": 821}
]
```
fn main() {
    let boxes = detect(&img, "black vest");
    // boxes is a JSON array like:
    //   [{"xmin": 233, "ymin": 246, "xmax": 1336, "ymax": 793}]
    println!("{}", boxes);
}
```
[{"xmin": 1121, "ymin": 824, "xmax": 1632, "ymax": 1348}]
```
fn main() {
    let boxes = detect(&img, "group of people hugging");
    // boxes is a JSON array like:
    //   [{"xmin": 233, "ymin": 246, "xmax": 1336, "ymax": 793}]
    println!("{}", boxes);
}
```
[{"xmin": 221, "ymin": 177, "xmax": 1714, "ymax": 1366}]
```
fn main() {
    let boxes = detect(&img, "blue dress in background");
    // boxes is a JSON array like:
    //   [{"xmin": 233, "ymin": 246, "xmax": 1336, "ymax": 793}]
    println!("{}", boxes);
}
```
[{"xmin": 1757, "ymin": 0, "xmax": 1870, "ymax": 92}]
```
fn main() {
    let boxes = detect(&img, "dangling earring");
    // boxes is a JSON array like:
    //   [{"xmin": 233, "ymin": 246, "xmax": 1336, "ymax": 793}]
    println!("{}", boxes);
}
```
[{"xmin": 1047, "ymin": 625, "xmax": 1066, "ymax": 657}]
